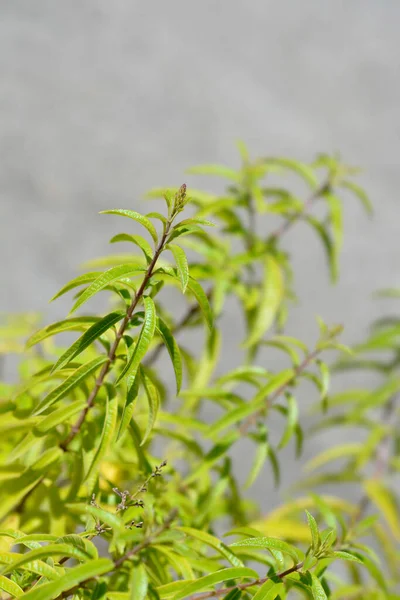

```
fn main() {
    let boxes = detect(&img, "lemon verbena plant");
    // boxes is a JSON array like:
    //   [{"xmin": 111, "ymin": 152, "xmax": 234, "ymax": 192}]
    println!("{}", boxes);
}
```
[{"xmin": 0, "ymin": 146, "xmax": 399, "ymax": 600}]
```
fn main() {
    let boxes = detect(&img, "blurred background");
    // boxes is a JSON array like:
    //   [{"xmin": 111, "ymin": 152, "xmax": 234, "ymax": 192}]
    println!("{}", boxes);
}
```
[{"xmin": 1, "ymin": 1, "xmax": 400, "ymax": 505}]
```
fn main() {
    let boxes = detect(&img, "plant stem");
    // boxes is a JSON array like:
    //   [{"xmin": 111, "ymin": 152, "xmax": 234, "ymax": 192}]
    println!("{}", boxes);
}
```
[
  {"xmin": 146, "ymin": 182, "xmax": 330, "ymax": 367},
  {"xmin": 60, "ymin": 222, "xmax": 172, "ymax": 451},
  {"xmin": 55, "ymin": 509, "xmax": 178, "ymax": 600},
  {"xmin": 190, "ymin": 561, "xmax": 304, "ymax": 600},
  {"xmin": 239, "ymin": 348, "xmax": 321, "ymax": 434},
  {"xmin": 348, "ymin": 395, "xmax": 398, "ymax": 531},
  {"xmin": 268, "ymin": 181, "xmax": 330, "ymax": 241}
]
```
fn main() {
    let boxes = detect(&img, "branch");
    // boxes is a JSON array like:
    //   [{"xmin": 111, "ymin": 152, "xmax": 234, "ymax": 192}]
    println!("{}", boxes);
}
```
[
  {"xmin": 59, "ymin": 221, "xmax": 173, "ymax": 451},
  {"xmin": 348, "ymin": 395, "xmax": 398, "ymax": 530},
  {"xmin": 56, "ymin": 509, "xmax": 178, "ymax": 599},
  {"xmin": 268, "ymin": 181, "xmax": 330, "ymax": 241},
  {"xmin": 239, "ymin": 348, "xmax": 321, "ymax": 435},
  {"xmin": 145, "ymin": 183, "xmax": 329, "ymax": 367},
  {"xmin": 190, "ymin": 561, "xmax": 304, "ymax": 600}
]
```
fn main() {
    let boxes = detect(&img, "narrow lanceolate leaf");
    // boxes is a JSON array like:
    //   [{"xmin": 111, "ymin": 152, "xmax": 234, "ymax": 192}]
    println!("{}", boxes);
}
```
[
  {"xmin": 67, "ymin": 503, "xmax": 124, "ymax": 532},
  {"xmin": 0, "ymin": 574, "xmax": 23, "ymax": 597},
  {"xmin": 50, "ymin": 272, "xmax": 101, "ymax": 302},
  {"xmin": 69, "ymin": 265, "xmax": 145, "ymax": 314},
  {"xmin": 0, "ymin": 553, "xmax": 59, "ymax": 580},
  {"xmin": 167, "ymin": 244, "xmax": 189, "ymax": 292},
  {"xmin": 130, "ymin": 563, "xmax": 148, "ymax": 600},
  {"xmin": 364, "ymin": 479, "xmax": 400, "ymax": 541},
  {"xmin": 100, "ymin": 209, "xmax": 158, "ymax": 243},
  {"xmin": 187, "ymin": 277, "xmax": 213, "ymax": 330},
  {"xmin": 252, "ymin": 581, "xmax": 284, "ymax": 600},
  {"xmin": 177, "ymin": 527, "xmax": 243, "ymax": 567},
  {"xmin": 34, "ymin": 398, "xmax": 86, "ymax": 435},
  {"xmin": 230, "ymin": 537, "xmax": 301, "ymax": 562},
  {"xmin": 246, "ymin": 443, "xmax": 269, "ymax": 490},
  {"xmin": 172, "ymin": 568, "xmax": 258, "ymax": 600},
  {"xmin": 278, "ymin": 393, "xmax": 298, "ymax": 449},
  {"xmin": 340, "ymin": 180, "xmax": 373, "ymax": 215},
  {"xmin": 84, "ymin": 395, "xmax": 119, "ymax": 486},
  {"xmin": 245, "ymin": 255, "xmax": 284, "ymax": 347},
  {"xmin": 140, "ymin": 368, "xmax": 160, "ymax": 446},
  {"xmin": 305, "ymin": 443, "xmax": 362, "ymax": 472},
  {"xmin": 52, "ymin": 311, "xmax": 125, "ymax": 372},
  {"xmin": 26, "ymin": 316, "xmax": 99, "ymax": 348},
  {"xmin": 20, "ymin": 558, "xmax": 114, "ymax": 600},
  {"xmin": 186, "ymin": 164, "xmax": 240, "ymax": 181},
  {"xmin": 110, "ymin": 233, "xmax": 153, "ymax": 262},
  {"xmin": 329, "ymin": 551, "xmax": 363, "ymax": 564},
  {"xmin": 263, "ymin": 157, "xmax": 318, "ymax": 189},
  {"xmin": 34, "ymin": 356, "xmax": 107, "ymax": 415},
  {"xmin": 305, "ymin": 215, "xmax": 337, "ymax": 282},
  {"xmin": 310, "ymin": 572, "xmax": 328, "ymax": 600},
  {"xmin": 117, "ymin": 297, "xmax": 156, "ymax": 383},
  {"xmin": 324, "ymin": 193, "xmax": 343, "ymax": 251},
  {"xmin": 0, "ymin": 543, "xmax": 93, "ymax": 576},
  {"xmin": 117, "ymin": 374, "xmax": 140, "ymax": 441},
  {"xmin": 305, "ymin": 511, "xmax": 320, "ymax": 554},
  {"xmin": 156, "ymin": 317, "xmax": 182, "ymax": 393}
]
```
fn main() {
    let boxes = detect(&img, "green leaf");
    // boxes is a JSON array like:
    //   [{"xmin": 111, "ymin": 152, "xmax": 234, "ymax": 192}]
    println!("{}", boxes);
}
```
[
  {"xmin": 208, "ymin": 370, "xmax": 294, "ymax": 437},
  {"xmin": 84, "ymin": 395, "xmax": 119, "ymax": 487},
  {"xmin": 68, "ymin": 503, "xmax": 124, "ymax": 532},
  {"xmin": 20, "ymin": 558, "xmax": 114, "ymax": 600},
  {"xmin": 117, "ymin": 373, "xmax": 140, "ymax": 441},
  {"xmin": 55, "ymin": 535, "xmax": 98, "ymax": 560},
  {"xmin": 172, "ymin": 568, "xmax": 258, "ymax": 600},
  {"xmin": 117, "ymin": 297, "xmax": 156, "ymax": 383},
  {"xmin": 324, "ymin": 193, "xmax": 343, "ymax": 251},
  {"xmin": 252, "ymin": 581, "xmax": 284, "ymax": 600},
  {"xmin": 140, "ymin": 368, "xmax": 160, "ymax": 446},
  {"xmin": 305, "ymin": 511, "xmax": 320, "ymax": 554},
  {"xmin": 26, "ymin": 316, "xmax": 99, "ymax": 347},
  {"xmin": 177, "ymin": 527, "xmax": 243, "ymax": 567},
  {"xmin": 110, "ymin": 233, "xmax": 153, "ymax": 262},
  {"xmin": 33, "ymin": 398, "xmax": 86, "ymax": 435},
  {"xmin": 186, "ymin": 164, "xmax": 240, "ymax": 181},
  {"xmin": 246, "ymin": 438, "xmax": 269, "ymax": 488},
  {"xmin": 130, "ymin": 563, "xmax": 148, "ymax": 600},
  {"xmin": 245, "ymin": 255, "xmax": 284, "ymax": 347},
  {"xmin": 52, "ymin": 311, "xmax": 125, "ymax": 372},
  {"xmin": 34, "ymin": 356, "xmax": 107, "ymax": 415},
  {"xmin": 156, "ymin": 317, "xmax": 183, "ymax": 393},
  {"xmin": 0, "ymin": 574, "xmax": 23, "ymax": 597},
  {"xmin": 186, "ymin": 278, "xmax": 213, "ymax": 330},
  {"xmin": 329, "ymin": 551, "xmax": 363, "ymax": 564},
  {"xmin": 230, "ymin": 537, "xmax": 301, "ymax": 562},
  {"xmin": 340, "ymin": 180, "xmax": 373, "ymax": 215},
  {"xmin": 50, "ymin": 272, "xmax": 102, "ymax": 302},
  {"xmin": 305, "ymin": 443, "xmax": 362, "ymax": 472},
  {"xmin": 278, "ymin": 393, "xmax": 298, "ymax": 449},
  {"xmin": 0, "ymin": 553, "xmax": 59, "ymax": 580},
  {"xmin": 176, "ymin": 217, "xmax": 216, "ymax": 228},
  {"xmin": 310, "ymin": 573, "xmax": 328, "ymax": 600},
  {"xmin": 0, "ymin": 543, "xmax": 92, "ymax": 576},
  {"xmin": 167, "ymin": 244, "xmax": 189, "ymax": 293},
  {"xmin": 100, "ymin": 209, "xmax": 158, "ymax": 243},
  {"xmin": 69, "ymin": 265, "xmax": 145, "ymax": 314},
  {"xmin": 364, "ymin": 479, "xmax": 400, "ymax": 541},
  {"xmin": 305, "ymin": 215, "xmax": 337, "ymax": 282},
  {"xmin": 263, "ymin": 158, "xmax": 318, "ymax": 189}
]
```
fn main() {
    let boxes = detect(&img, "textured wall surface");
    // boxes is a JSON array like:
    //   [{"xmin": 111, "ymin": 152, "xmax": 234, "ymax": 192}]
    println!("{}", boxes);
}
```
[{"xmin": 1, "ymin": 1, "xmax": 399, "ymax": 504}]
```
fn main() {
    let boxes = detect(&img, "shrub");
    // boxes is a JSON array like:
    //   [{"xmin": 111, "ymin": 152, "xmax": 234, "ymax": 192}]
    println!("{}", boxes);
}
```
[{"xmin": 0, "ymin": 145, "xmax": 398, "ymax": 599}]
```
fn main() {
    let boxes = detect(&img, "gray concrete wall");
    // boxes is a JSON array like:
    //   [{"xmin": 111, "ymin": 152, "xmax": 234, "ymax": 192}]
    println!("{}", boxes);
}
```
[{"xmin": 1, "ymin": 1, "xmax": 400, "ymax": 505}]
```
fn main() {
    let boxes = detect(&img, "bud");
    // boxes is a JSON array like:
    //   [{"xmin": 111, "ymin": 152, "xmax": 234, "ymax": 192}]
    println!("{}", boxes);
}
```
[{"xmin": 173, "ymin": 183, "xmax": 188, "ymax": 214}]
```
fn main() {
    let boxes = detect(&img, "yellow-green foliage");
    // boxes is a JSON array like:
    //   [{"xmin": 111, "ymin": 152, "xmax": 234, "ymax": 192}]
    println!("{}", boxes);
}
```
[{"xmin": 0, "ymin": 146, "xmax": 398, "ymax": 600}]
